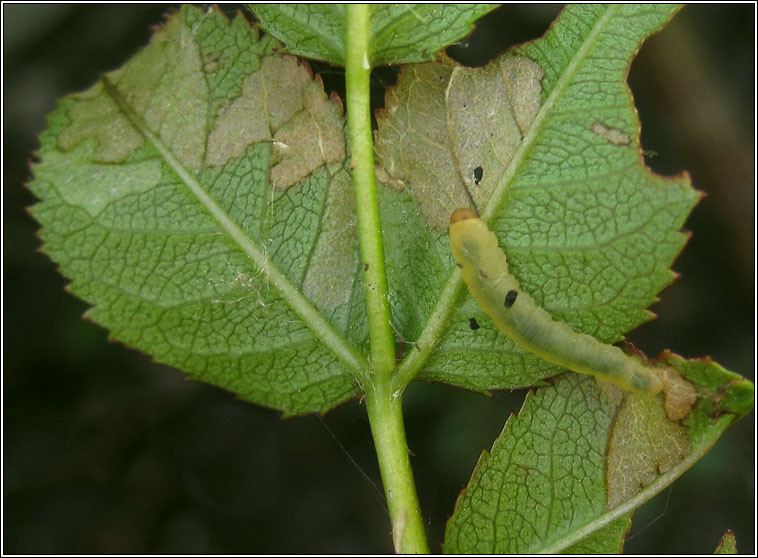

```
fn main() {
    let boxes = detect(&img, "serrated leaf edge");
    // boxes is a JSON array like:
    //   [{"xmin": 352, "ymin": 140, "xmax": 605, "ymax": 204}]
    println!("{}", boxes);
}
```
[
  {"xmin": 540, "ymin": 417, "xmax": 729, "ymax": 553},
  {"xmin": 392, "ymin": 5, "xmax": 681, "ymax": 392}
]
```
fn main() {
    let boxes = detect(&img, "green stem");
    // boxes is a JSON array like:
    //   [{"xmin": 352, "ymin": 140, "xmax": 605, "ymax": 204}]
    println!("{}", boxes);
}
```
[
  {"xmin": 364, "ymin": 383, "xmax": 430, "ymax": 554},
  {"xmin": 345, "ymin": 3, "xmax": 395, "ymax": 378},
  {"xmin": 345, "ymin": 5, "xmax": 428, "ymax": 553}
]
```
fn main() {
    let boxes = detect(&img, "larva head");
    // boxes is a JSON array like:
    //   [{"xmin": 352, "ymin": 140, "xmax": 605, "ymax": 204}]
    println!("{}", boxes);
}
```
[{"xmin": 450, "ymin": 208, "xmax": 478, "ymax": 225}]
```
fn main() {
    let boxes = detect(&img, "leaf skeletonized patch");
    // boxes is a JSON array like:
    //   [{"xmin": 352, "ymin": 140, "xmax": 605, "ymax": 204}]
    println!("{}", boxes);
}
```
[
  {"xmin": 29, "ymin": 5, "xmax": 363, "ymax": 416},
  {"xmin": 206, "ymin": 55, "xmax": 346, "ymax": 189},
  {"xmin": 375, "ymin": 54, "xmax": 543, "ymax": 230},
  {"xmin": 385, "ymin": 4, "xmax": 702, "ymax": 394},
  {"xmin": 433, "ymin": 6, "xmax": 752, "ymax": 553}
]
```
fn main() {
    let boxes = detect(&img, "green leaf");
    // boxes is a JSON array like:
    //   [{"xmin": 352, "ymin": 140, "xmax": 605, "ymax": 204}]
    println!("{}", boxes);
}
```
[
  {"xmin": 28, "ymin": 5, "xmax": 368, "ymax": 417},
  {"xmin": 248, "ymin": 3, "xmax": 497, "ymax": 66},
  {"xmin": 22, "ymin": 3, "xmax": 754, "ymax": 553},
  {"xmin": 372, "ymin": 4, "xmax": 755, "ymax": 550},
  {"xmin": 658, "ymin": 351, "xmax": 754, "ymax": 423},
  {"xmin": 714, "ymin": 529, "xmax": 738, "ymax": 554},
  {"xmin": 377, "ymin": 4, "xmax": 700, "ymax": 393},
  {"xmin": 443, "ymin": 353, "xmax": 748, "ymax": 553}
]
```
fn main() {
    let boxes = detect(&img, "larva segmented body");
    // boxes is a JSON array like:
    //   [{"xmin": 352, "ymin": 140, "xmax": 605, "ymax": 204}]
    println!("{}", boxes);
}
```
[{"xmin": 449, "ymin": 208, "xmax": 662, "ymax": 394}]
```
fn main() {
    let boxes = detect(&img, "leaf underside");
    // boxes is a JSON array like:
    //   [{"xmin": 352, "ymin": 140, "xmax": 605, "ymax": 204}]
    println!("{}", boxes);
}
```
[
  {"xmin": 442, "ymin": 369, "xmax": 743, "ymax": 553},
  {"xmin": 428, "ymin": 5, "xmax": 753, "ymax": 553},
  {"xmin": 30, "ymin": 6, "xmax": 363, "ymax": 416},
  {"xmin": 27, "ymin": 4, "xmax": 752, "ymax": 554},
  {"xmin": 375, "ymin": 3, "xmax": 701, "ymax": 394}
]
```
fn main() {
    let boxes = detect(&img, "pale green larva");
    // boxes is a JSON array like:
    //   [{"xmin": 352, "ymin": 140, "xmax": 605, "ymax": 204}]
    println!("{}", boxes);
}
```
[{"xmin": 449, "ymin": 208, "xmax": 662, "ymax": 394}]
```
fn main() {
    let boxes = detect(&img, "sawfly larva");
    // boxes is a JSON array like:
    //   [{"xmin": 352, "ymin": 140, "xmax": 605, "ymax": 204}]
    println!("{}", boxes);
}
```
[{"xmin": 449, "ymin": 207, "xmax": 662, "ymax": 394}]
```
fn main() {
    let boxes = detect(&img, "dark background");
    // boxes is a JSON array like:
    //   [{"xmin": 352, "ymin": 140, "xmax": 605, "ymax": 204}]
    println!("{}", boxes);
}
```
[{"xmin": 4, "ymin": 4, "xmax": 754, "ymax": 554}]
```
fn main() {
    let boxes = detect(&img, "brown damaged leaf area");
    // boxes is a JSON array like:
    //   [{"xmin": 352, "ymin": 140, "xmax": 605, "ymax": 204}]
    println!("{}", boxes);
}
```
[
  {"xmin": 107, "ymin": 13, "xmax": 209, "ymax": 174},
  {"xmin": 658, "ymin": 367, "xmax": 698, "ymax": 421},
  {"xmin": 58, "ymin": 87, "xmax": 144, "ymax": 162},
  {"xmin": 207, "ymin": 56, "xmax": 345, "ymax": 189},
  {"xmin": 605, "ymin": 391, "xmax": 689, "ymax": 509},
  {"xmin": 590, "ymin": 121, "xmax": 631, "ymax": 146},
  {"xmin": 58, "ymin": 11, "xmax": 206, "ymax": 167},
  {"xmin": 301, "ymin": 169, "xmax": 359, "ymax": 311},
  {"xmin": 375, "ymin": 54, "xmax": 543, "ymax": 229}
]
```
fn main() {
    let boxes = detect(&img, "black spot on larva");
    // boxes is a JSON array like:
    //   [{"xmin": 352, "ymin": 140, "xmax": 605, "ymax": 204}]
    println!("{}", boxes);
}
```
[
  {"xmin": 456, "ymin": 262, "xmax": 463, "ymax": 269},
  {"xmin": 364, "ymin": 263, "xmax": 369, "ymax": 271},
  {"xmin": 469, "ymin": 317, "xmax": 480, "ymax": 331},
  {"xmin": 504, "ymin": 289, "xmax": 518, "ymax": 308},
  {"xmin": 473, "ymin": 166, "xmax": 483, "ymax": 185},
  {"xmin": 478, "ymin": 269, "xmax": 488, "ymax": 279}
]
